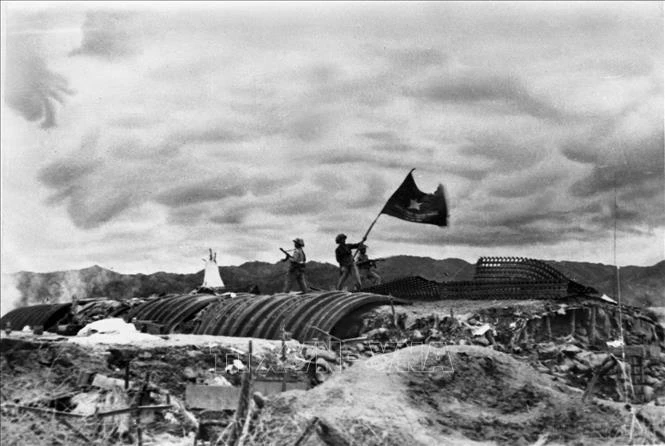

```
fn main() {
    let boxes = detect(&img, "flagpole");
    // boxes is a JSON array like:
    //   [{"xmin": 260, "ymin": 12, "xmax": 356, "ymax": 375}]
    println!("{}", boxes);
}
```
[
  {"xmin": 354, "ymin": 168, "xmax": 416, "ymax": 256},
  {"xmin": 352, "ymin": 208, "xmax": 383, "ymax": 260},
  {"xmin": 360, "ymin": 209, "xmax": 383, "ymax": 243}
]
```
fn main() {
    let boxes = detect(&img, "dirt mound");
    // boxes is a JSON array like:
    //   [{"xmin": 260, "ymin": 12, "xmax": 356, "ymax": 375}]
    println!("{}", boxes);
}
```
[{"xmin": 247, "ymin": 345, "xmax": 661, "ymax": 446}]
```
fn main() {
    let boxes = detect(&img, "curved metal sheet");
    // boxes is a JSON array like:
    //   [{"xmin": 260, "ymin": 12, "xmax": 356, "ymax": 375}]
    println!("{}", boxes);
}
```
[
  {"xmin": 0, "ymin": 303, "xmax": 72, "ymax": 331},
  {"xmin": 260, "ymin": 293, "xmax": 313, "ymax": 339},
  {"xmin": 283, "ymin": 292, "xmax": 348, "ymax": 340},
  {"xmin": 211, "ymin": 295, "xmax": 257, "ymax": 335},
  {"xmin": 303, "ymin": 293, "xmax": 396, "ymax": 340},
  {"xmin": 225, "ymin": 295, "xmax": 275, "ymax": 337},
  {"xmin": 160, "ymin": 295, "xmax": 222, "ymax": 332},
  {"xmin": 236, "ymin": 294, "xmax": 294, "ymax": 338}
]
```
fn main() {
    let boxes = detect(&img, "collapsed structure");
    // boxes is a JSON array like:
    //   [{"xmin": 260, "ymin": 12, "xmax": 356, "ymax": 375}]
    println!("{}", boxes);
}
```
[{"xmin": 2, "ymin": 256, "xmax": 663, "ymax": 404}]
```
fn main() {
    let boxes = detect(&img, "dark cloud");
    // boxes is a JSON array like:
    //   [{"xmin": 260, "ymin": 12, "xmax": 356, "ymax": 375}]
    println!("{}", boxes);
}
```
[
  {"xmin": 269, "ymin": 191, "xmax": 328, "ymax": 215},
  {"xmin": 489, "ymin": 173, "xmax": 562, "ymax": 198},
  {"xmin": 4, "ymin": 35, "xmax": 74, "ymax": 128},
  {"xmin": 70, "ymin": 11, "xmax": 140, "ymax": 59},
  {"xmin": 569, "ymin": 133, "xmax": 664, "ymax": 199},
  {"xmin": 67, "ymin": 191, "xmax": 134, "ymax": 229},
  {"xmin": 347, "ymin": 174, "xmax": 388, "ymax": 209},
  {"xmin": 173, "ymin": 127, "xmax": 246, "ymax": 145},
  {"xmin": 440, "ymin": 164, "xmax": 489, "ymax": 181},
  {"xmin": 209, "ymin": 208, "xmax": 248, "ymax": 225},
  {"xmin": 167, "ymin": 205, "xmax": 208, "ymax": 225},
  {"xmin": 311, "ymin": 172, "xmax": 349, "ymax": 191},
  {"xmin": 458, "ymin": 136, "xmax": 542, "ymax": 173},
  {"xmin": 249, "ymin": 176, "xmax": 300, "ymax": 196},
  {"xmin": 490, "ymin": 211, "xmax": 575, "ymax": 229},
  {"xmin": 289, "ymin": 112, "xmax": 333, "ymax": 142},
  {"xmin": 360, "ymin": 131, "xmax": 396, "ymax": 142},
  {"xmin": 110, "ymin": 114, "xmax": 161, "ymax": 129},
  {"xmin": 37, "ymin": 155, "xmax": 137, "ymax": 228},
  {"xmin": 389, "ymin": 48, "xmax": 447, "ymax": 68},
  {"xmin": 408, "ymin": 73, "xmax": 565, "ymax": 121},
  {"xmin": 155, "ymin": 178, "xmax": 247, "ymax": 208},
  {"xmin": 110, "ymin": 139, "xmax": 181, "ymax": 160},
  {"xmin": 38, "ymin": 160, "xmax": 97, "ymax": 187}
]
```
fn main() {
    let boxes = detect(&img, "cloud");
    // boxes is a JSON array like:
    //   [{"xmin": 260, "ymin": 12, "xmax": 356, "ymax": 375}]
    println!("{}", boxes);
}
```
[
  {"xmin": 155, "ymin": 177, "xmax": 247, "ymax": 208},
  {"xmin": 4, "ymin": 35, "xmax": 74, "ymax": 128},
  {"xmin": 38, "ymin": 159, "xmax": 97, "ymax": 187},
  {"xmin": 70, "ymin": 10, "xmax": 141, "ymax": 59},
  {"xmin": 389, "ymin": 48, "xmax": 447, "ymax": 68},
  {"xmin": 407, "ymin": 72, "xmax": 565, "ymax": 121},
  {"xmin": 172, "ymin": 127, "xmax": 247, "ymax": 145}
]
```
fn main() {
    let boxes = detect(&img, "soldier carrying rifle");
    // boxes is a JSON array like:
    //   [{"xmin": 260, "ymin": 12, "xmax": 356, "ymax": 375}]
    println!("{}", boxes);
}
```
[
  {"xmin": 281, "ymin": 238, "xmax": 309, "ymax": 293},
  {"xmin": 356, "ymin": 245, "xmax": 383, "ymax": 286}
]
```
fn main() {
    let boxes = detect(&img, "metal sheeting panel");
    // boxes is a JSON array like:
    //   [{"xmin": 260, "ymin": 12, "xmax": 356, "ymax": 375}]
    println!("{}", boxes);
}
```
[
  {"xmin": 474, "ymin": 257, "xmax": 568, "ymax": 283},
  {"xmin": 194, "ymin": 292, "xmax": 402, "ymax": 342},
  {"xmin": 362, "ymin": 276, "xmax": 440, "ymax": 300},
  {"xmin": 0, "ymin": 303, "xmax": 72, "ymax": 331},
  {"xmin": 125, "ymin": 293, "xmax": 255, "ymax": 333}
]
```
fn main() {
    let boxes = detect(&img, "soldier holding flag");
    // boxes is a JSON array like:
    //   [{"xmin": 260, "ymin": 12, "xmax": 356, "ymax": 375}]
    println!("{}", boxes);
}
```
[{"xmin": 335, "ymin": 233, "xmax": 365, "ymax": 291}]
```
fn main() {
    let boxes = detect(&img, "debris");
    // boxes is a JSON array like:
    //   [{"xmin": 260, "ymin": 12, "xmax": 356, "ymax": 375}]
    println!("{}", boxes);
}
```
[{"xmin": 77, "ymin": 318, "xmax": 139, "ymax": 337}]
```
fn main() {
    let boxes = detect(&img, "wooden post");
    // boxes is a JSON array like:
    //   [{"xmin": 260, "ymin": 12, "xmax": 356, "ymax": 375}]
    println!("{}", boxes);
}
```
[
  {"xmin": 294, "ymin": 417, "xmax": 320, "ymax": 446},
  {"xmin": 281, "ymin": 324, "xmax": 287, "ymax": 392},
  {"xmin": 590, "ymin": 306, "xmax": 597, "ymax": 344},
  {"xmin": 124, "ymin": 363, "xmax": 130, "ymax": 390},
  {"xmin": 546, "ymin": 316, "xmax": 552, "ymax": 341},
  {"xmin": 389, "ymin": 296, "xmax": 397, "ymax": 328},
  {"xmin": 570, "ymin": 310, "xmax": 576, "ymax": 337}
]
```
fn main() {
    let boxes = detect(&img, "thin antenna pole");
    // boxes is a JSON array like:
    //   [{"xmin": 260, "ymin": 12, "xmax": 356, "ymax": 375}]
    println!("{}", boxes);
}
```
[{"xmin": 614, "ymin": 182, "xmax": 630, "ymax": 402}]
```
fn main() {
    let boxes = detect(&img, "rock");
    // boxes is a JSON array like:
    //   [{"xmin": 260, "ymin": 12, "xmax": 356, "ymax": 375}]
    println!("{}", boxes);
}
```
[
  {"xmin": 562, "ymin": 344, "xmax": 582, "ymax": 355},
  {"xmin": 253, "ymin": 392, "xmax": 267, "ymax": 409},
  {"xmin": 655, "ymin": 396, "xmax": 665, "ymax": 406},
  {"xmin": 557, "ymin": 358, "xmax": 576, "ymax": 373},
  {"xmin": 303, "ymin": 347, "xmax": 338, "ymax": 362},
  {"xmin": 316, "ymin": 357, "xmax": 334, "ymax": 371},
  {"xmin": 642, "ymin": 386, "xmax": 655, "ymax": 401},
  {"xmin": 364, "ymin": 327, "xmax": 389, "ymax": 340},
  {"xmin": 355, "ymin": 343, "xmax": 365, "ymax": 352},
  {"xmin": 514, "ymin": 436, "xmax": 529, "ymax": 446},
  {"xmin": 430, "ymin": 370, "xmax": 454, "ymax": 385},
  {"xmin": 183, "ymin": 367, "xmax": 198, "ymax": 380},
  {"xmin": 573, "ymin": 360, "xmax": 589, "ymax": 373},
  {"xmin": 473, "ymin": 336, "xmax": 490, "ymax": 347},
  {"xmin": 187, "ymin": 350, "xmax": 203, "ymax": 358},
  {"xmin": 577, "ymin": 352, "xmax": 609, "ymax": 370},
  {"xmin": 411, "ymin": 330, "xmax": 425, "ymax": 342},
  {"xmin": 644, "ymin": 375, "xmax": 659, "ymax": 385},
  {"xmin": 536, "ymin": 343, "xmax": 560, "ymax": 359}
]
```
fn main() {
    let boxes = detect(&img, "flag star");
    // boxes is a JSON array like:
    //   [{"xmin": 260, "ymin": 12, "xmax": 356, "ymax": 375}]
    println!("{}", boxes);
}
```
[{"xmin": 408, "ymin": 199, "xmax": 422, "ymax": 210}]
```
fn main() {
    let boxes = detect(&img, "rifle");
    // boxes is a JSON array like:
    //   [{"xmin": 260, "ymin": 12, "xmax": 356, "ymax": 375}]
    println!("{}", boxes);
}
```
[
  {"xmin": 356, "ymin": 258, "xmax": 386, "ymax": 268},
  {"xmin": 279, "ymin": 248, "xmax": 293, "ymax": 262}
]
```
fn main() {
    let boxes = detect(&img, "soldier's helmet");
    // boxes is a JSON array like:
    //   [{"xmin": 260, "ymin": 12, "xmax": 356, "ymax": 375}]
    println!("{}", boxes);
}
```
[
  {"xmin": 335, "ymin": 233, "xmax": 347, "ymax": 243},
  {"xmin": 293, "ymin": 238, "xmax": 305, "ymax": 247}
]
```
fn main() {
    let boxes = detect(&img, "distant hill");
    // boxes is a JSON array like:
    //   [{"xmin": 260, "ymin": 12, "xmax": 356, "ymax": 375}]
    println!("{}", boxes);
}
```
[{"xmin": 4, "ymin": 258, "xmax": 664, "ymax": 311}]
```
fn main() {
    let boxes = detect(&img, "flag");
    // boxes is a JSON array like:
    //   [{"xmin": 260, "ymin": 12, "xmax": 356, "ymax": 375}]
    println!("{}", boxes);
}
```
[{"xmin": 381, "ymin": 169, "xmax": 448, "ymax": 226}]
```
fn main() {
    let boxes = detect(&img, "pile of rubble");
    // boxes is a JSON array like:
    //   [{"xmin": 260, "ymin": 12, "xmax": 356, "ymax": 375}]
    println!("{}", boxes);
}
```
[{"xmin": 327, "ymin": 302, "xmax": 665, "ymax": 405}]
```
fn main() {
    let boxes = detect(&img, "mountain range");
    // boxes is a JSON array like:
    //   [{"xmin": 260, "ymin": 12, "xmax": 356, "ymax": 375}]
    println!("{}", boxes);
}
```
[{"xmin": 4, "ymin": 257, "xmax": 664, "ymax": 311}]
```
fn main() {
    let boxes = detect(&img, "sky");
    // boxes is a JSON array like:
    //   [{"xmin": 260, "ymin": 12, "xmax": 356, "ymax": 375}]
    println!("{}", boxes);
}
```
[{"xmin": 1, "ymin": 1, "xmax": 663, "ymax": 277}]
